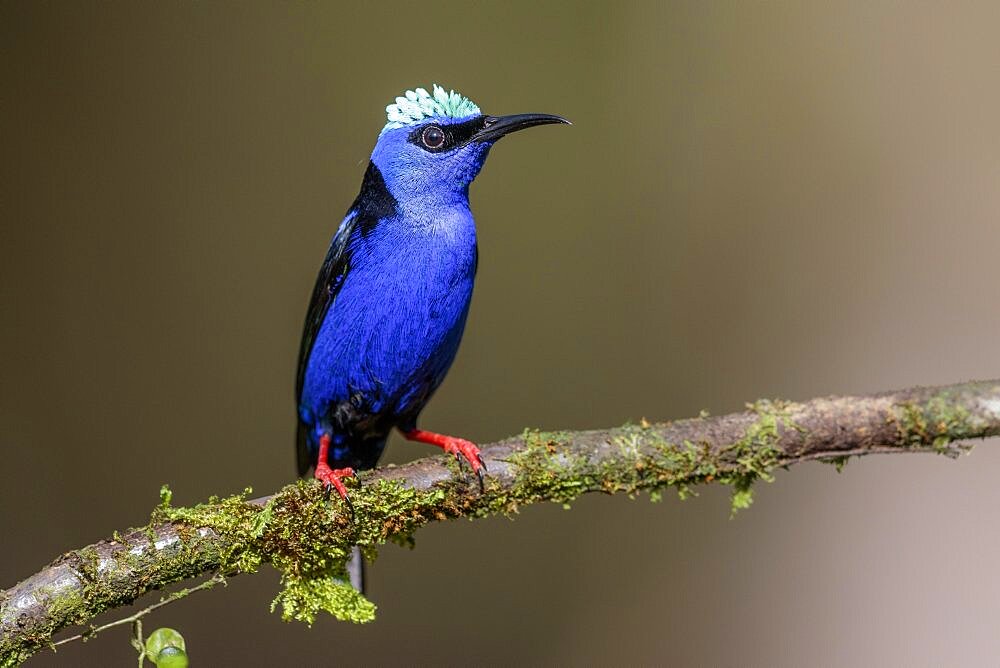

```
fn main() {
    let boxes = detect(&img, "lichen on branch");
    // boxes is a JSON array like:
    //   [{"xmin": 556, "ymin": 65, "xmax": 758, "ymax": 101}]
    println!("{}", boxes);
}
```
[{"xmin": 3, "ymin": 380, "xmax": 1000, "ymax": 666}]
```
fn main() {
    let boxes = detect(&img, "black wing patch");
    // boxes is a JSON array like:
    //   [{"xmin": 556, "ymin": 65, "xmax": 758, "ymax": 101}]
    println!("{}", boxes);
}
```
[
  {"xmin": 294, "ymin": 213, "xmax": 356, "ymax": 400},
  {"xmin": 295, "ymin": 161, "xmax": 398, "ymax": 400}
]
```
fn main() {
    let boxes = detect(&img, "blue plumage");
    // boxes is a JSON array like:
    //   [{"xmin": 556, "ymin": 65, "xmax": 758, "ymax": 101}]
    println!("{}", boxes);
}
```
[{"xmin": 295, "ymin": 86, "xmax": 568, "ymax": 512}]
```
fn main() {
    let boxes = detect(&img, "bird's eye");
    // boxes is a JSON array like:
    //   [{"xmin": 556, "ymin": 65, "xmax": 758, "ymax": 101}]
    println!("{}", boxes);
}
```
[{"xmin": 421, "ymin": 125, "xmax": 446, "ymax": 149}]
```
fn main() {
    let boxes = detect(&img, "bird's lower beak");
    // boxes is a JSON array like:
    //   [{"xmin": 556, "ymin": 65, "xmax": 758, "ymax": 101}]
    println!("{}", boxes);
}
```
[{"xmin": 473, "ymin": 113, "xmax": 571, "ymax": 142}]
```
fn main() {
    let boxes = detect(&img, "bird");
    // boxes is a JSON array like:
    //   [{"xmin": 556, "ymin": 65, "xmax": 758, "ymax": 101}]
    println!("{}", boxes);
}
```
[{"xmin": 295, "ymin": 84, "xmax": 568, "ymax": 588}]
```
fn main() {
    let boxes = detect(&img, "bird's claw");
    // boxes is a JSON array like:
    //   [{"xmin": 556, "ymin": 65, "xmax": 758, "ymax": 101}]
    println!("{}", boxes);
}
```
[
  {"xmin": 403, "ymin": 429, "xmax": 487, "ymax": 491},
  {"xmin": 442, "ymin": 439, "xmax": 486, "ymax": 490},
  {"xmin": 315, "ymin": 465, "xmax": 356, "ymax": 519}
]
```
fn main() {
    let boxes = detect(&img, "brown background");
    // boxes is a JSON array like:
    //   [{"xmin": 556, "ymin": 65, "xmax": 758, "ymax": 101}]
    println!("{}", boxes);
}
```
[{"xmin": 4, "ymin": 2, "xmax": 1000, "ymax": 666}]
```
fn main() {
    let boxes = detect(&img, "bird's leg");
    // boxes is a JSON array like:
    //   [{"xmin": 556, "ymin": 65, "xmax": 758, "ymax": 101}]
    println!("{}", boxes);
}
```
[
  {"xmin": 401, "ymin": 429, "xmax": 487, "ymax": 490},
  {"xmin": 314, "ymin": 433, "xmax": 356, "ymax": 514}
]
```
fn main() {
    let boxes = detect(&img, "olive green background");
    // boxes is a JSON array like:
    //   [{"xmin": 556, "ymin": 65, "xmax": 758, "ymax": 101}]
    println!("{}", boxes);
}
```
[{"xmin": 4, "ymin": 2, "xmax": 1000, "ymax": 666}]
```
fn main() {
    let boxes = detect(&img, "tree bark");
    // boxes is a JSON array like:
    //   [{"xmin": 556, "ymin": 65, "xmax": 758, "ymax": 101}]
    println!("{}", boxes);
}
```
[{"xmin": 3, "ymin": 380, "xmax": 999, "ymax": 665}]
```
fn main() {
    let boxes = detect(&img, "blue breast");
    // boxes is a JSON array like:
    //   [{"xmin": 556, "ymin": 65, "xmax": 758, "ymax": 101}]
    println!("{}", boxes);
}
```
[{"xmin": 298, "ymin": 200, "xmax": 478, "ymax": 450}]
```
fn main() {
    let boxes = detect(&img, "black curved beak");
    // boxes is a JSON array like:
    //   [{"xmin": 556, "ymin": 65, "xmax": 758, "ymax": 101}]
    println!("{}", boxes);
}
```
[{"xmin": 473, "ymin": 113, "xmax": 571, "ymax": 143}]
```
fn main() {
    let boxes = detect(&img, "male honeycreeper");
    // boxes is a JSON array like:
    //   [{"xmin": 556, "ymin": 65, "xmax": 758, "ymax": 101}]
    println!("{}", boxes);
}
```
[{"xmin": 295, "ymin": 85, "xmax": 568, "ymax": 516}]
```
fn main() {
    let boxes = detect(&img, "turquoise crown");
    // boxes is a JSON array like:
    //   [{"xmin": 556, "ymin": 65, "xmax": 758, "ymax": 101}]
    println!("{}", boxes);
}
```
[{"xmin": 382, "ymin": 84, "xmax": 481, "ymax": 135}]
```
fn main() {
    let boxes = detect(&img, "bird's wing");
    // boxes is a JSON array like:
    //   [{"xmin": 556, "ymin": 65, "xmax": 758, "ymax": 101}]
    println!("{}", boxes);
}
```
[
  {"xmin": 295, "ymin": 161, "xmax": 397, "ymax": 475},
  {"xmin": 295, "ymin": 212, "xmax": 357, "ymax": 476}
]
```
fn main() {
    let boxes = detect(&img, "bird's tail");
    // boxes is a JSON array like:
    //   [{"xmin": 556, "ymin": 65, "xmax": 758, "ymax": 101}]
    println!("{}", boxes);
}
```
[
  {"xmin": 298, "ymin": 424, "xmax": 366, "ymax": 593},
  {"xmin": 346, "ymin": 545, "xmax": 365, "ymax": 594},
  {"xmin": 295, "ymin": 419, "xmax": 313, "ymax": 477}
]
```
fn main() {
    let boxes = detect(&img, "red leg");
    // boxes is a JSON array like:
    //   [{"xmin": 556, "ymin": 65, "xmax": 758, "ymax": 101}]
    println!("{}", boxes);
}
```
[
  {"xmin": 315, "ymin": 434, "xmax": 356, "ymax": 513},
  {"xmin": 402, "ymin": 428, "xmax": 487, "ymax": 489}
]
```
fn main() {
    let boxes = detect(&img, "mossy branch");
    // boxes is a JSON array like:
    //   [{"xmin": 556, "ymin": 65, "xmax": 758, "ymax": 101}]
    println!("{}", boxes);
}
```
[{"xmin": 4, "ymin": 380, "xmax": 1000, "ymax": 665}]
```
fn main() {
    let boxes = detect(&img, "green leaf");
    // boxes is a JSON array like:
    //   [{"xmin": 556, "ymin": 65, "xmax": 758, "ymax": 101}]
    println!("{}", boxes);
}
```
[{"xmin": 145, "ymin": 628, "xmax": 188, "ymax": 668}]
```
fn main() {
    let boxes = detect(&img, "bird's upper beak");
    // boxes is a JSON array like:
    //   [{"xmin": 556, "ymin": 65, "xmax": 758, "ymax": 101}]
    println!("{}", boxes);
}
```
[{"xmin": 473, "ymin": 113, "xmax": 571, "ymax": 143}]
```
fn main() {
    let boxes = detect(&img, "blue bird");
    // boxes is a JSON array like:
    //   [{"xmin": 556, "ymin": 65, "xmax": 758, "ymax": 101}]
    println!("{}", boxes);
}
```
[{"xmin": 295, "ymin": 85, "xmax": 568, "ymax": 529}]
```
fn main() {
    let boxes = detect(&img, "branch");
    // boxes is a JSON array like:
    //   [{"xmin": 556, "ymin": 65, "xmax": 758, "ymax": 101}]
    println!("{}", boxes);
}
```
[
  {"xmin": 4, "ymin": 380, "xmax": 1000, "ymax": 665},
  {"xmin": 49, "ymin": 573, "xmax": 225, "ymax": 651}
]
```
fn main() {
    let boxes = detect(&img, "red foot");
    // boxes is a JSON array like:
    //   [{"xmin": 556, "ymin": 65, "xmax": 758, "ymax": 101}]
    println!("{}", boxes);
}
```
[
  {"xmin": 315, "ymin": 463, "xmax": 355, "ymax": 501},
  {"xmin": 402, "ymin": 429, "xmax": 487, "ymax": 489},
  {"xmin": 315, "ymin": 434, "xmax": 356, "ymax": 514}
]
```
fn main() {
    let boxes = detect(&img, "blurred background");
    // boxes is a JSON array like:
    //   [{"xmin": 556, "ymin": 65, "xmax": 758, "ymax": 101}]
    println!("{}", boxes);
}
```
[{"xmin": 3, "ymin": 2, "xmax": 1000, "ymax": 665}]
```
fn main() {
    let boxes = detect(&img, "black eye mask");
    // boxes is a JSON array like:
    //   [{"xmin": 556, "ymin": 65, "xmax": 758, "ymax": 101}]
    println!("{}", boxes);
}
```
[{"xmin": 407, "ymin": 116, "xmax": 488, "ymax": 153}]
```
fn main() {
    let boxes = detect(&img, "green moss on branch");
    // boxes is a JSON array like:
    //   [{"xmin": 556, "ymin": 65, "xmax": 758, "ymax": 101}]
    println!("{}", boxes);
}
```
[{"xmin": 4, "ymin": 379, "xmax": 1000, "ymax": 666}]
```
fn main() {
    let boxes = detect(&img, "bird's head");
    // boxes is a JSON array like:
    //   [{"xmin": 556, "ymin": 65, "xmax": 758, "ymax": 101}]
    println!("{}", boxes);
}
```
[{"xmin": 369, "ymin": 85, "xmax": 569, "ymax": 206}]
